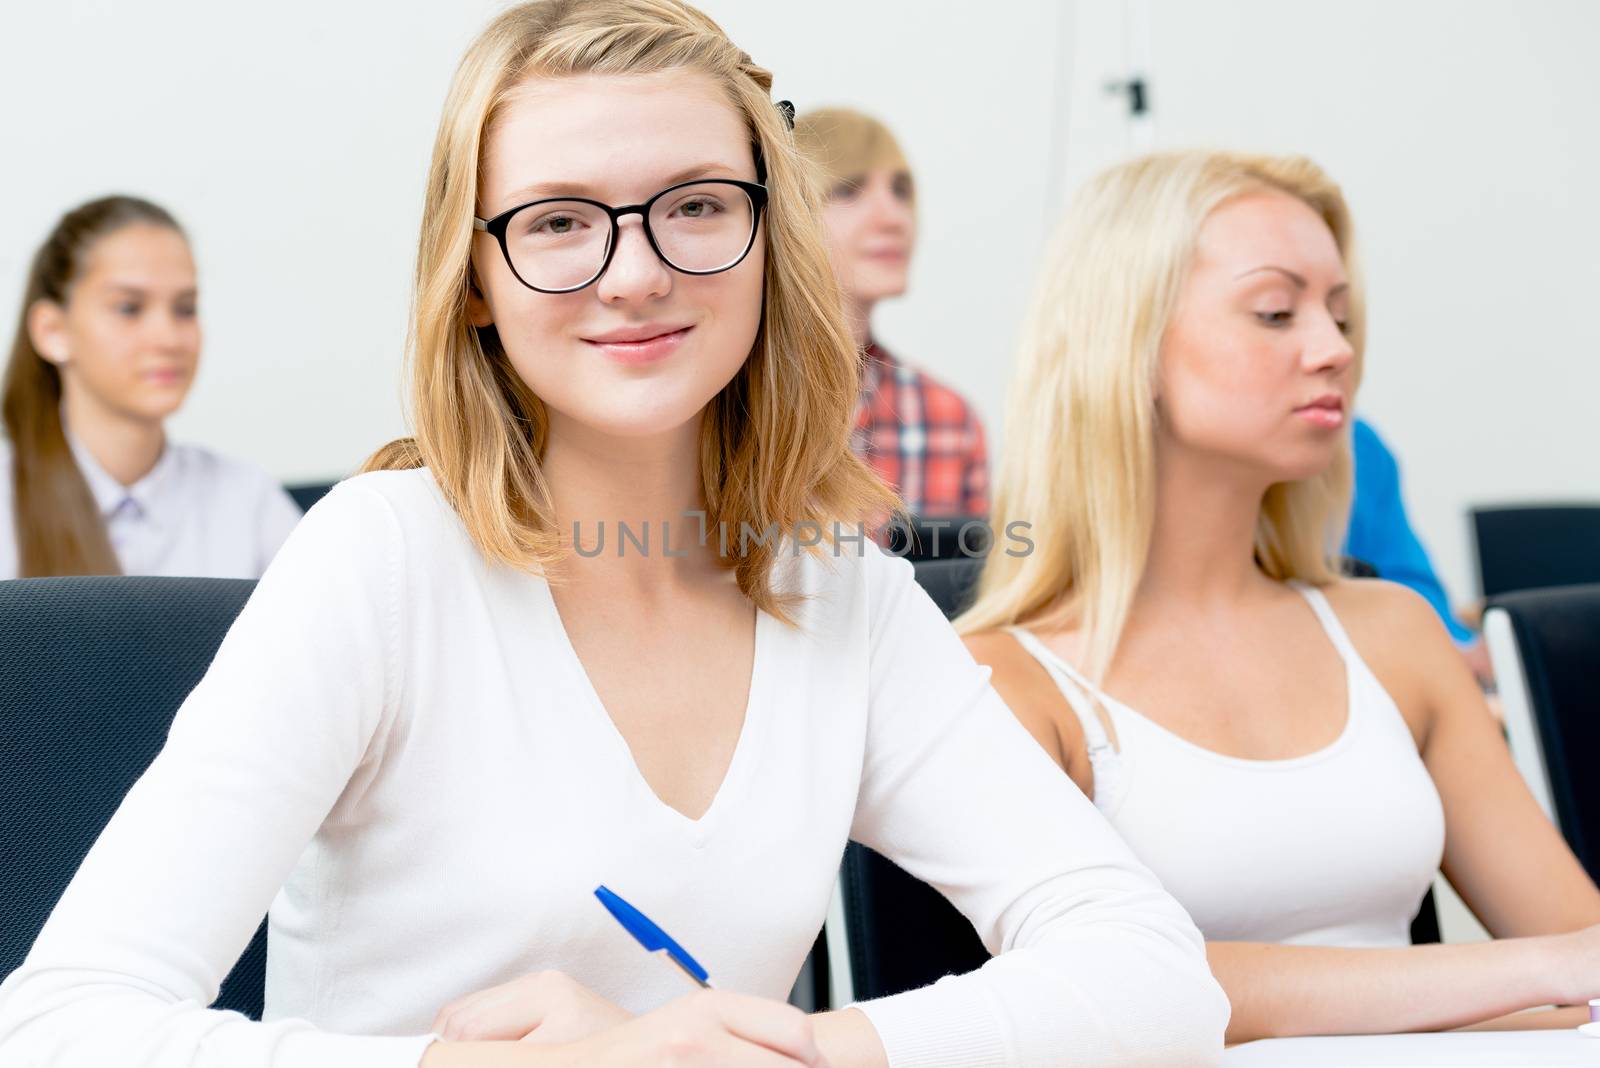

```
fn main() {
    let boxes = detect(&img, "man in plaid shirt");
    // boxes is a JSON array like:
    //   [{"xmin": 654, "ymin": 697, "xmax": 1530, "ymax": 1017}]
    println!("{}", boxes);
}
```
[
  {"xmin": 853, "ymin": 340, "xmax": 989, "ymax": 517},
  {"xmin": 796, "ymin": 107, "xmax": 990, "ymax": 517}
]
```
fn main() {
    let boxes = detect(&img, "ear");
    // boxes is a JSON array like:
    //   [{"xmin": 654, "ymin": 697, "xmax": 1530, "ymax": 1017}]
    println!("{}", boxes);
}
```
[
  {"xmin": 465, "ymin": 264, "xmax": 494, "ymax": 329},
  {"xmin": 26, "ymin": 300, "xmax": 69, "ymax": 365}
]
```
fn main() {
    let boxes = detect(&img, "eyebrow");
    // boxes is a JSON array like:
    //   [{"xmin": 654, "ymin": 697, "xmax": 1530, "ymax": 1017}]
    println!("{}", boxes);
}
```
[
  {"xmin": 1234, "ymin": 265, "xmax": 1348, "ymax": 296},
  {"xmin": 497, "ymin": 162, "xmax": 747, "ymax": 210},
  {"xmin": 102, "ymin": 284, "xmax": 198, "ymax": 299}
]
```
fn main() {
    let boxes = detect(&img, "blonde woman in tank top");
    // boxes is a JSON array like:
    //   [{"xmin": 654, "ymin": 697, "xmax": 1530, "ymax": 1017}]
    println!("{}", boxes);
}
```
[{"xmin": 960, "ymin": 150, "xmax": 1600, "ymax": 1043}]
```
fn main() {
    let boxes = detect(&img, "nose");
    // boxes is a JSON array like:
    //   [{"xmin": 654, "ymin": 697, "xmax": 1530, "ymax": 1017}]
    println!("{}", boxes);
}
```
[
  {"xmin": 863, "ymin": 182, "xmax": 912, "ymax": 234},
  {"xmin": 1305, "ymin": 309, "xmax": 1355, "ymax": 376},
  {"xmin": 149, "ymin": 306, "xmax": 196, "ymax": 355},
  {"xmin": 594, "ymin": 215, "xmax": 672, "ymax": 305}
]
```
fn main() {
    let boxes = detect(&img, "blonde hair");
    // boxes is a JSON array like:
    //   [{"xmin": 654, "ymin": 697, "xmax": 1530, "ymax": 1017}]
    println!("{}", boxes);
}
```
[
  {"xmin": 365, "ymin": 0, "xmax": 894, "ymax": 621},
  {"xmin": 792, "ymin": 107, "xmax": 910, "ymax": 193},
  {"xmin": 957, "ymin": 149, "xmax": 1364, "ymax": 680}
]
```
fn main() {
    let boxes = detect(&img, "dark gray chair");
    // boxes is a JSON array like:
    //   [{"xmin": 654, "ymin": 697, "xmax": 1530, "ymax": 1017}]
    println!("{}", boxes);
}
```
[
  {"xmin": 884, "ymin": 515, "xmax": 992, "ymax": 562},
  {"xmin": 1484, "ymin": 583, "xmax": 1600, "ymax": 882},
  {"xmin": 285, "ymin": 481, "xmax": 337, "ymax": 514},
  {"xmin": 0, "ymin": 576, "xmax": 266, "ymax": 1017},
  {"xmin": 1472, "ymin": 504, "xmax": 1600, "ymax": 598}
]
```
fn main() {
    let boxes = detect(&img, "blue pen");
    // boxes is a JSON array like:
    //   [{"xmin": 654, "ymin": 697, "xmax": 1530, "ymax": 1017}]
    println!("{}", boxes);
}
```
[{"xmin": 595, "ymin": 885, "xmax": 713, "ymax": 989}]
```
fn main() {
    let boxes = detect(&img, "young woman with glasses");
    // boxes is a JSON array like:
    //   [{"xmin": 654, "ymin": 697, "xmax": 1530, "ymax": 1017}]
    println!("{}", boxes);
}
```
[
  {"xmin": 1, "ymin": 196, "xmax": 302, "ymax": 579},
  {"xmin": 0, "ymin": 3, "xmax": 1226, "ymax": 1067}
]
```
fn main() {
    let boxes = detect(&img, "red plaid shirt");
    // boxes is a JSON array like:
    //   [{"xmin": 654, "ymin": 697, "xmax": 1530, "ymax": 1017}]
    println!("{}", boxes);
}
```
[{"xmin": 852, "ymin": 341, "xmax": 989, "ymax": 517}]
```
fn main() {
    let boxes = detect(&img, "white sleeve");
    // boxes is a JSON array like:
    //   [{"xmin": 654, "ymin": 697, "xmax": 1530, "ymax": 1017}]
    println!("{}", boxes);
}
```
[
  {"xmin": 0, "ymin": 482, "xmax": 436, "ymax": 1068},
  {"xmin": 848, "ymin": 547, "xmax": 1229, "ymax": 1068}
]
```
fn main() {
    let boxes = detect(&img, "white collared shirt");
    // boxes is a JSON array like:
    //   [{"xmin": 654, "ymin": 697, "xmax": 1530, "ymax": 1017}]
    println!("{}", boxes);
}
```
[{"xmin": 0, "ymin": 434, "xmax": 303, "ymax": 580}]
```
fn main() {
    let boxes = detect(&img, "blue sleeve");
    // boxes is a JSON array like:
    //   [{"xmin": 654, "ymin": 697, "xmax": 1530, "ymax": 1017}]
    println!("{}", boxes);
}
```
[{"xmin": 1344, "ymin": 419, "xmax": 1476, "ymax": 643}]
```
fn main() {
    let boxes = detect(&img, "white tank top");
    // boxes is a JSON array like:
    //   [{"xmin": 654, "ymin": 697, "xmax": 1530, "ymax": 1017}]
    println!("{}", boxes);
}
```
[{"xmin": 1007, "ymin": 582, "xmax": 1445, "ymax": 948}]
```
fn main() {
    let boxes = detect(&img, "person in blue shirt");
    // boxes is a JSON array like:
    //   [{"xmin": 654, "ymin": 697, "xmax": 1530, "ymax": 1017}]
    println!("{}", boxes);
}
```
[{"xmin": 1346, "ymin": 417, "xmax": 1491, "ymax": 680}]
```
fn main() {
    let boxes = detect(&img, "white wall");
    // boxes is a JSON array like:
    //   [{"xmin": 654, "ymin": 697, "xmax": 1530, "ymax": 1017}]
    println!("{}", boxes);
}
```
[
  {"xmin": 2, "ymin": 0, "xmax": 1595, "ymax": 600},
  {"xmin": 0, "ymin": 0, "xmax": 1067, "ymax": 487},
  {"xmin": 704, "ymin": 0, "xmax": 1071, "ymax": 451},
  {"xmin": 1060, "ymin": 0, "xmax": 1600, "ymax": 601},
  {"xmin": 0, "ymin": 0, "xmax": 497, "ymax": 479}
]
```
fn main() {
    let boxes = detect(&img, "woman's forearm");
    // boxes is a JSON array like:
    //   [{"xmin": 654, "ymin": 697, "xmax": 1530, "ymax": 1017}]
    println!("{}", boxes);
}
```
[
  {"xmin": 811, "ymin": 1008, "xmax": 888, "ymax": 1068},
  {"xmin": 1457, "ymin": 1005, "xmax": 1591, "ymax": 1032},
  {"xmin": 1208, "ymin": 936, "xmax": 1565, "ymax": 1044}
]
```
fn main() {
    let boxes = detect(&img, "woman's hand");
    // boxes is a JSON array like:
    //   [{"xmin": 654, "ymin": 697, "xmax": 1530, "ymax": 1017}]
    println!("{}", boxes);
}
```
[
  {"xmin": 422, "ymin": 989, "xmax": 829, "ymax": 1067},
  {"xmin": 433, "ymin": 970, "xmax": 631, "ymax": 1044},
  {"xmin": 568, "ymin": 991, "xmax": 828, "ymax": 1066}
]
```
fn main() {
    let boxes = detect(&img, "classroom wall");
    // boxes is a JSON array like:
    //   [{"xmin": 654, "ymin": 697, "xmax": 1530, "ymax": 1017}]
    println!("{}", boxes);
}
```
[
  {"xmin": 1129, "ymin": 0, "xmax": 1600, "ymax": 604},
  {"xmin": 0, "ymin": 0, "xmax": 1066, "ymax": 491},
  {"xmin": 2, "ymin": 0, "xmax": 1595, "ymax": 602}
]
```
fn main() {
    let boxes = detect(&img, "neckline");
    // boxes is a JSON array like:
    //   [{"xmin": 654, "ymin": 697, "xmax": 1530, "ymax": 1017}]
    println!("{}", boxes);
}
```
[
  {"xmin": 65, "ymin": 426, "xmax": 176, "ymax": 518},
  {"xmin": 534, "ymin": 577, "xmax": 770, "ymax": 832},
  {"xmin": 1008, "ymin": 586, "xmax": 1360, "ymax": 770}
]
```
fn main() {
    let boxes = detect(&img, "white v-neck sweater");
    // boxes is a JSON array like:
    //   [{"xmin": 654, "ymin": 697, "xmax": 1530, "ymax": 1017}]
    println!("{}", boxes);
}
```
[{"xmin": 0, "ymin": 470, "xmax": 1226, "ymax": 1067}]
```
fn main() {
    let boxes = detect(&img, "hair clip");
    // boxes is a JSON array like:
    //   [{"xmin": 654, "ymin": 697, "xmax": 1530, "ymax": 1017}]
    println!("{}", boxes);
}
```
[{"xmin": 776, "ymin": 99, "xmax": 795, "ymax": 130}]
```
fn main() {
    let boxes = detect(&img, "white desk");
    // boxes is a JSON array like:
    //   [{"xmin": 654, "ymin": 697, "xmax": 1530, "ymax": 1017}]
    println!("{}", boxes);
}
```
[{"xmin": 1223, "ymin": 1030, "xmax": 1598, "ymax": 1066}]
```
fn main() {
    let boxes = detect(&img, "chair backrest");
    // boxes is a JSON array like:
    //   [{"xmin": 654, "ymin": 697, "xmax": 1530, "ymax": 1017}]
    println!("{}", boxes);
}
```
[
  {"xmin": 1483, "ymin": 583, "xmax": 1600, "ymax": 881},
  {"xmin": 1341, "ymin": 556, "xmax": 1378, "ymax": 579},
  {"xmin": 836, "ymin": 841, "xmax": 990, "ymax": 1001},
  {"xmin": 0, "ymin": 576, "xmax": 266, "ymax": 1017},
  {"xmin": 285, "ymin": 481, "xmax": 337, "ymax": 514},
  {"xmin": 909, "ymin": 556, "xmax": 983, "ymax": 618},
  {"xmin": 885, "ymin": 516, "xmax": 992, "ymax": 562},
  {"xmin": 1471, "ymin": 504, "xmax": 1600, "ymax": 598}
]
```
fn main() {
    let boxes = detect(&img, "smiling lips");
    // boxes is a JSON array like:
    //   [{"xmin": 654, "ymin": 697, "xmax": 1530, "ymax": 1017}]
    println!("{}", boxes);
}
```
[
  {"xmin": 581, "ymin": 323, "xmax": 693, "ymax": 365},
  {"xmin": 1295, "ymin": 393, "xmax": 1345, "ymax": 429}
]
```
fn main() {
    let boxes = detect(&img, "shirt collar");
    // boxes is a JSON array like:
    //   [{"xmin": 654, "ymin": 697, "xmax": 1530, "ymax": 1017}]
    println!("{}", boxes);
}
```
[{"xmin": 63, "ymin": 423, "xmax": 177, "ymax": 522}]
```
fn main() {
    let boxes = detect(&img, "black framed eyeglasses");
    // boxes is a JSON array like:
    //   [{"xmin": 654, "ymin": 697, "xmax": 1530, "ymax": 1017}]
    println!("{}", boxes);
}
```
[{"xmin": 473, "ymin": 179, "xmax": 769, "ymax": 294}]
